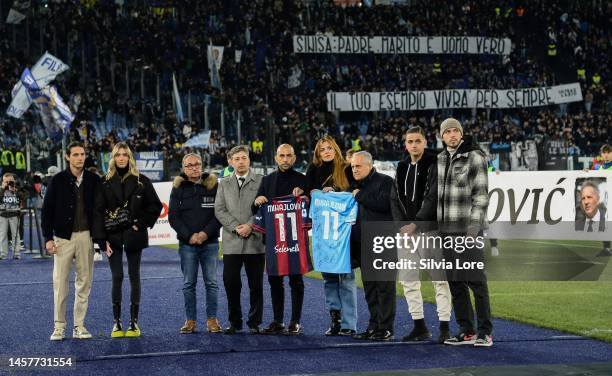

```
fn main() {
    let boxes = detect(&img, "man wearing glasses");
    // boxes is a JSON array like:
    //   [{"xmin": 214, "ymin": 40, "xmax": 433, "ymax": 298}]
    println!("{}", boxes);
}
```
[{"xmin": 169, "ymin": 153, "xmax": 222, "ymax": 334}]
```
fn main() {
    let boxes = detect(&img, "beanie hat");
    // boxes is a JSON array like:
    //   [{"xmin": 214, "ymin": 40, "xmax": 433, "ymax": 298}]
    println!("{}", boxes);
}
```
[{"xmin": 440, "ymin": 118, "xmax": 463, "ymax": 136}]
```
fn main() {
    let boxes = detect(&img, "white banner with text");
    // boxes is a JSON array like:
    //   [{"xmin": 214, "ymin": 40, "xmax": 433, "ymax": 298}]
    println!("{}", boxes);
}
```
[
  {"xmin": 294, "ymin": 35, "xmax": 512, "ymax": 55},
  {"xmin": 327, "ymin": 84, "xmax": 583, "ymax": 111}
]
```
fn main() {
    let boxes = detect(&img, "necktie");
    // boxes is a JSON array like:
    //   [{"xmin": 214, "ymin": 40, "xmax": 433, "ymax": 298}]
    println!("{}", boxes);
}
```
[
  {"xmin": 587, "ymin": 220, "xmax": 594, "ymax": 232},
  {"xmin": 238, "ymin": 177, "xmax": 245, "ymax": 188}
]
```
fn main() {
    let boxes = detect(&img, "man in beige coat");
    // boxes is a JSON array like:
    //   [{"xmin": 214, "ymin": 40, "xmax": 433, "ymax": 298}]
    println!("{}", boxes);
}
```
[{"xmin": 214, "ymin": 145, "xmax": 264, "ymax": 334}]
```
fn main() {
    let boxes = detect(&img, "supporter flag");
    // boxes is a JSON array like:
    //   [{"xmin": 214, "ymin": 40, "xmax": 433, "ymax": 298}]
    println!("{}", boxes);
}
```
[
  {"xmin": 172, "ymin": 73, "xmax": 184, "ymax": 123},
  {"xmin": 6, "ymin": 0, "xmax": 30, "ymax": 24},
  {"xmin": 18, "ymin": 68, "xmax": 74, "ymax": 132},
  {"xmin": 183, "ymin": 130, "xmax": 212, "ymax": 148},
  {"xmin": 287, "ymin": 65, "xmax": 303, "ymax": 89},
  {"xmin": 207, "ymin": 45, "xmax": 224, "ymax": 90},
  {"xmin": 6, "ymin": 52, "xmax": 69, "ymax": 120},
  {"xmin": 6, "ymin": 9, "xmax": 26, "ymax": 24}
]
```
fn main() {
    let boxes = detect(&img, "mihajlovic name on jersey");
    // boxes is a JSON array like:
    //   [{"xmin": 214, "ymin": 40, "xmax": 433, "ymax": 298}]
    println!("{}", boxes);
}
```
[
  {"xmin": 313, "ymin": 198, "xmax": 346, "ymax": 211},
  {"xmin": 267, "ymin": 201, "xmax": 306, "ymax": 213}
]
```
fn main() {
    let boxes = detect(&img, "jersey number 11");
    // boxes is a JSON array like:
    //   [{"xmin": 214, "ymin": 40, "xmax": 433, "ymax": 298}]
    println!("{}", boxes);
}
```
[
  {"xmin": 322, "ymin": 210, "xmax": 339, "ymax": 240},
  {"xmin": 275, "ymin": 212, "xmax": 298, "ymax": 242}
]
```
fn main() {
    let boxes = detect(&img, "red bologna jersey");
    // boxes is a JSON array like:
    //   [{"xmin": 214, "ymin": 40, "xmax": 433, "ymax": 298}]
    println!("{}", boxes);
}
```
[{"xmin": 253, "ymin": 195, "xmax": 312, "ymax": 276}]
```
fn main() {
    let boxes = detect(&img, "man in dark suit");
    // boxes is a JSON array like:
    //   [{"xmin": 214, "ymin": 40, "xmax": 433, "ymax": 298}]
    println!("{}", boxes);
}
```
[{"xmin": 575, "ymin": 181, "xmax": 609, "ymax": 256}]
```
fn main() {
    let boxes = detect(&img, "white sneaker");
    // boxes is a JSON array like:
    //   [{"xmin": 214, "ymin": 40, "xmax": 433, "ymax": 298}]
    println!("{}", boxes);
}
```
[
  {"xmin": 73, "ymin": 326, "xmax": 93, "ymax": 339},
  {"xmin": 50, "ymin": 328, "xmax": 65, "ymax": 341},
  {"xmin": 491, "ymin": 246, "xmax": 499, "ymax": 257},
  {"xmin": 93, "ymin": 252, "xmax": 103, "ymax": 261}
]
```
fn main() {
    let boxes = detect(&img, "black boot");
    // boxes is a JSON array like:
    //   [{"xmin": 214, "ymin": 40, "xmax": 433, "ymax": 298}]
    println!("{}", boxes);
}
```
[
  {"xmin": 126, "ymin": 304, "xmax": 140, "ymax": 337},
  {"xmin": 325, "ymin": 310, "xmax": 341, "ymax": 336},
  {"xmin": 113, "ymin": 303, "xmax": 121, "ymax": 321},
  {"xmin": 438, "ymin": 321, "xmax": 451, "ymax": 344},
  {"xmin": 402, "ymin": 318, "xmax": 432, "ymax": 342},
  {"xmin": 111, "ymin": 303, "xmax": 124, "ymax": 338}
]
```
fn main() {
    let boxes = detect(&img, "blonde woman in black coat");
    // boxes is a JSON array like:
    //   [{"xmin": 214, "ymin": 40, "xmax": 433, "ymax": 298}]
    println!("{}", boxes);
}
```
[{"xmin": 93, "ymin": 142, "xmax": 163, "ymax": 338}]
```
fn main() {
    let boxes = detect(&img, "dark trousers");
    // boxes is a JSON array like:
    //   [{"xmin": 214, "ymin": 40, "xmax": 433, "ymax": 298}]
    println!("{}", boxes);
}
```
[
  {"xmin": 443, "ymin": 238, "xmax": 493, "ymax": 336},
  {"xmin": 362, "ymin": 279, "xmax": 396, "ymax": 332},
  {"xmin": 268, "ymin": 274, "xmax": 304, "ymax": 323},
  {"xmin": 448, "ymin": 280, "xmax": 493, "ymax": 336},
  {"xmin": 223, "ymin": 254, "xmax": 265, "ymax": 328},
  {"xmin": 108, "ymin": 245, "xmax": 142, "ymax": 305}
]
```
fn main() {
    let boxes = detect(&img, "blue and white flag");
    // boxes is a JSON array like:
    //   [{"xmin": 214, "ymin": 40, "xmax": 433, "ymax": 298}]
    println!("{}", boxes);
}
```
[
  {"xmin": 6, "ymin": 52, "xmax": 72, "ymax": 132},
  {"xmin": 19, "ymin": 68, "xmax": 74, "ymax": 132},
  {"xmin": 183, "ymin": 130, "xmax": 212, "ymax": 148}
]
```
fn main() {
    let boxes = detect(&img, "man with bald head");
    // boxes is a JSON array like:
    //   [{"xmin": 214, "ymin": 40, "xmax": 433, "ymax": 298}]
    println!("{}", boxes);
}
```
[
  {"xmin": 348, "ymin": 151, "xmax": 396, "ymax": 342},
  {"xmin": 254, "ymin": 144, "xmax": 308, "ymax": 334}
]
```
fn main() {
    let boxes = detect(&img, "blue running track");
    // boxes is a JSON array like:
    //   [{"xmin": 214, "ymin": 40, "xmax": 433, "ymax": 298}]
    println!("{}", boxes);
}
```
[{"xmin": 0, "ymin": 245, "xmax": 610, "ymax": 375}]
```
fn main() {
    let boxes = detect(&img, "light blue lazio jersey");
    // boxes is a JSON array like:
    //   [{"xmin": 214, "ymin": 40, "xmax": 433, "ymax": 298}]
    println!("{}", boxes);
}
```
[{"xmin": 309, "ymin": 191, "xmax": 358, "ymax": 274}]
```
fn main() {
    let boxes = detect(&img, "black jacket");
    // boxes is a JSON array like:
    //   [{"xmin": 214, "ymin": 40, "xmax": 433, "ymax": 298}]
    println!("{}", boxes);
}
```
[
  {"xmin": 92, "ymin": 173, "xmax": 162, "ymax": 251},
  {"xmin": 253, "ymin": 168, "xmax": 307, "ymax": 213},
  {"xmin": 350, "ymin": 169, "xmax": 394, "ymax": 267},
  {"xmin": 391, "ymin": 151, "xmax": 438, "ymax": 222},
  {"xmin": 169, "ymin": 173, "xmax": 222, "ymax": 245},
  {"xmin": 41, "ymin": 169, "xmax": 101, "ymax": 242},
  {"xmin": 305, "ymin": 162, "xmax": 355, "ymax": 194},
  {"xmin": 305, "ymin": 161, "xmax": 334, "ymax": 193}
]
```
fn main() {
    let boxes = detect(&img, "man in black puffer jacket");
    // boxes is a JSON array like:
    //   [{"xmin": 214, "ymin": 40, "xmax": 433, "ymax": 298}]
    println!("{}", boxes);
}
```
[{"xmin": 169, "ymin": 153, "xmax": 222, "ymax": 335}]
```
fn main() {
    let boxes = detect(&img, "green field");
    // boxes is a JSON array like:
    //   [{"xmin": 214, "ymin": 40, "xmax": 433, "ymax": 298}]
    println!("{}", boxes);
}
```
[{"xmin": 162, "ymin": 239, "xmax": 612, "ymax": 342}]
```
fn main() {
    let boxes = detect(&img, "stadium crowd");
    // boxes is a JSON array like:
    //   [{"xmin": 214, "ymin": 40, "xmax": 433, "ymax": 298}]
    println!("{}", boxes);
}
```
[{"xmin": 0, "ymin": 0, "xmax": 609, "ymax": 170}]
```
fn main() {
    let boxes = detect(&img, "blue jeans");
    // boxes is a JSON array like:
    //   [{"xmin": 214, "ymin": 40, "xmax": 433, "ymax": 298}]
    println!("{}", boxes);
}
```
[
  {"xmin": 322, "ymin": 271, "xmax": 357, "ymax": 331},
  {"xmin": 179, "ymin": 243, "xmax": 219, "ymax": 320}
]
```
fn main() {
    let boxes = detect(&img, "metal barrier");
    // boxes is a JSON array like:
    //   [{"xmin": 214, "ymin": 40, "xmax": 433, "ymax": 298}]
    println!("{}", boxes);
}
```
[{"xmin": 21, "ymin": 207, "xmax": 48, "ymax": 259}]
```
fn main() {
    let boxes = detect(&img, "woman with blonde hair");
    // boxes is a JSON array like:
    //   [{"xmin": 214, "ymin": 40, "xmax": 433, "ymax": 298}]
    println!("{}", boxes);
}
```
[
  {"xmin": 305, "ymin": 135, "xmax": 357, "ymax": 336},
  {"xmin": 93, "ymin": 142, "xmax": 162, "ymax": 338}
]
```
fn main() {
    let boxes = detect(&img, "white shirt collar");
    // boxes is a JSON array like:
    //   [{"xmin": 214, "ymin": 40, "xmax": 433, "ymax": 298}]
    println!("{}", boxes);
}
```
[
  {"xmin": 584, "ymin": 209, "xmax": 600, "ymax": 231},
  {"xmin": 74, "ymin": 170, "xmax": 84, "ymax": 187},
  {"xmin": 447, "ymin": 140, "xmax": 463, "ymax": 157},
  {"xmin": 236, "ymin": 171, "xmax": 249, "ymax": 186},
  {"xmin": 235, "ymin": 170, "xmax": 249, "ymax": 181}
]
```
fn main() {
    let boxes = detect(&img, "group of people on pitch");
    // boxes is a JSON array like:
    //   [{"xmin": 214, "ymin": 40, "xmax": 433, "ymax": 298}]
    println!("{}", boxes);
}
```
[{"xmin": 42, "ymin": 117, "xmax": 493, "ymax": 347}]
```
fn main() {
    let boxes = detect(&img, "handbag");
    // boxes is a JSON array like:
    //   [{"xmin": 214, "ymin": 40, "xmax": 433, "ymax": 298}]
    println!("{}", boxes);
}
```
[{"xmin": 104, "ymin": 201, "xmax": 132, "ymax": 233}]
